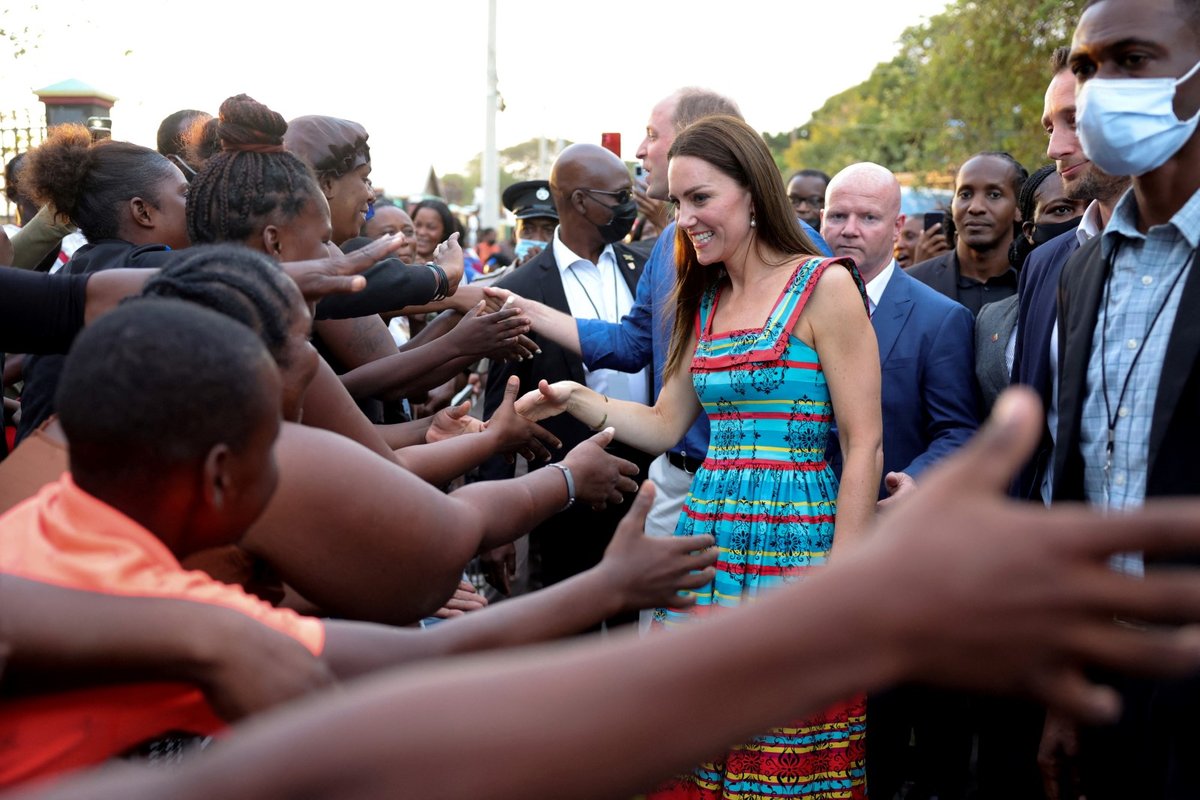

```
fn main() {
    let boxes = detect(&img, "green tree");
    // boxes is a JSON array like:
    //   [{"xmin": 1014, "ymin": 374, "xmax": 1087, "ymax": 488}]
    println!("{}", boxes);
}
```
[
  {"xmin": 437, "ymin": 136, "xmax": 573, "ymax": 205},
  {"xmin": 774, "ymin": 0, "xmax": 1082, "ymax": 179},
  {"xmin": 1, "ymin": 7, "xmax": 42, "ymax": 59}
]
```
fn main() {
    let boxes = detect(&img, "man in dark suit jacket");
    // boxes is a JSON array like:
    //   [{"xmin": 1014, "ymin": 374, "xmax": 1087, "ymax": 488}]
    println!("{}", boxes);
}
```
[
  {"xmin": 822, "ymin": 163, "xmax": 979, "ymax": 800},
  {"xmin": 1052, "ymin": 1, "xmax": 1200, "ymax": 795},
  {"xmin": 1008, "ymin": 44, "xmax": 1130, "ymax": 504},
  {"xmin": 480, "ymin": 144, "xmax": 653, "ymax": 600},
  {"xmin": 908, "ymin": 152, "xmax": 1026, "ymax": 317},
  {"xmin": 823, "ymin": 164, "xmax": 979, "ymax": 502}
]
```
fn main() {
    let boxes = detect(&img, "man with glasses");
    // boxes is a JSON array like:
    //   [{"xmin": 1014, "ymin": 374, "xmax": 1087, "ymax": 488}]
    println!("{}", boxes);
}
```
[
  {"xmin": 787, "ymin": 168, "xmax": 831, "ymax": 229},
  {"xmin": 479, "ymin": 144, "xmax": 652, "ymax": 614}
]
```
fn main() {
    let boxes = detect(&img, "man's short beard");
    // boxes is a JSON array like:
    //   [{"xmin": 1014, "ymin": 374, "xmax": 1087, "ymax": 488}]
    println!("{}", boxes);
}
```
[{"xmin": 1067, "ymin": 168, "xmax": 1131, "ymax": 204}]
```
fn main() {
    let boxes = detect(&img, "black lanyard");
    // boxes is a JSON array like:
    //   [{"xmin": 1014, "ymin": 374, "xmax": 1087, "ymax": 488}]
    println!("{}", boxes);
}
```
[
  {"xmin": 567, "ymin": 260, "xmax": 621, "ymax": 322},
  {"xmin": 1098, "ymin": 240, "xmax": 1198, "ymax": 492}
]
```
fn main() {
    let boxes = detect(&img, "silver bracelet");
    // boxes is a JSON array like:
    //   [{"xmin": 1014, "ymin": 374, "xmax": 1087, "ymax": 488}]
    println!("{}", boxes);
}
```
[{"xmin": 545, "ymin": 463, "xmax": 575, "ymax": 512}]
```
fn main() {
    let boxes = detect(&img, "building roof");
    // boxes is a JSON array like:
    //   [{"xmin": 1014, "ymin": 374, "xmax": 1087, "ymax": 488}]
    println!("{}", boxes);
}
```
[{"xmin": 33, "ymin": 79, "xmax": 117, "ymax": 103}]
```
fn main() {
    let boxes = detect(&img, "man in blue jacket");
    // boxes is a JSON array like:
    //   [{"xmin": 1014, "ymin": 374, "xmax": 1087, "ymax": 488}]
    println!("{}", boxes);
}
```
[{"xmin": 822, "ymin": 162, "xmax": 979, "ymax": 799}]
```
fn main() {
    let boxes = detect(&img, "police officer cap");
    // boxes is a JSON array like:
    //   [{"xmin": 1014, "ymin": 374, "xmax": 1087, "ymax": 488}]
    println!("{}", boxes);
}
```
[{"xmin": 502, "ymin": 180, "xmax": 558, "ymax": 221}]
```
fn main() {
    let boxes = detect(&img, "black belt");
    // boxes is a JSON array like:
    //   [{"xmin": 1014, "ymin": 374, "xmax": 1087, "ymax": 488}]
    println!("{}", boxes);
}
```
[{"xmin": 666, "ymin": 451, "xmax": 703, "ymax": 474}]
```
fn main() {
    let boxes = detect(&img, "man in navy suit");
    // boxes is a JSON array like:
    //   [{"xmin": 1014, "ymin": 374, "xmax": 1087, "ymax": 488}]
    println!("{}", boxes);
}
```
[
  {"xmin": 822, "ymin": 162, "xmax": 979, "ymax": 800},
  {"xmin": 822, "ymin": 163, "xmax": 978, "ymax": 505},
  {"xmin": 1010, "ymin": 45, "xmax": 1129, "ymax": 504}
]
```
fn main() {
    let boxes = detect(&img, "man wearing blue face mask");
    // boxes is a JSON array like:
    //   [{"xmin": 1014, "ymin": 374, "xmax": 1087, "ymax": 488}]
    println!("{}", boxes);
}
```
[
  {"xmin": 502, "ymin": 180, "xmax": 559, "ymax": 268},
  {"xmin": 1051, "ymin": 0, "xmax": 1200, "ymax": 797}
]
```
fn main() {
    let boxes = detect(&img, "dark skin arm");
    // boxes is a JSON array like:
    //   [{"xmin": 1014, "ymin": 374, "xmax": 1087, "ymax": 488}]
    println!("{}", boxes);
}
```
[
  {"xmin": 374, "ymin": 415, "xmax": 439, "ymax": 449},
  {"xmin": 74, "ymin": 235, "xmax": 396, "ymax": 328},
  {"xmin": 394, "ymin": 287, "xmax": 539, "ymax": 361},
  {"xmin": 0, "ymin": 575, "xmax": 333, "ymax": 722},
  {"xmin": 386, "ymin": 377, "xmax": 560, "ymax": 486},
  {"xmin": 24, "ymin": 392, "xmax": 1200, "ymax": 800},
  {"xmin": 240, "ymin": 423, "xmax": 638, "ymax": 624},
  {"xmin": 314, "ymin": 314, "xmax": 399, "ymax": 376},
  {"xmin": 320, "ymin": 499, "xmax": 716, "ymax": 678},
  {"xmin": 299, "ymin": 361, "xmax": 559, "ymax": 480},
  {"xmin": 336, "ymin": 304, "xmax": 531, "ymax": 402},
  {"xmin": 281, "ymin": 232, "xmax": 408, "ymax": 306}
]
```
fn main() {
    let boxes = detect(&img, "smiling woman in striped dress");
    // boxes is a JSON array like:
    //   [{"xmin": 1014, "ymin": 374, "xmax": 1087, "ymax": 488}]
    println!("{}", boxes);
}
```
[{"xmin": 518, "ymin": 115, "xmax": 882, "ymax": 799}]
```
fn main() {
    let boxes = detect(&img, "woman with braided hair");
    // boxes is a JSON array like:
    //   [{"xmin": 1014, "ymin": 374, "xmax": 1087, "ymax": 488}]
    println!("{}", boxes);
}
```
[
  {"xmin": 1007, "ymin": 164, "xmax": 1087, "ymax": 270},
  {"xmin": 186, "ymin": 95, "xmax": 527, "ymax": 426}
]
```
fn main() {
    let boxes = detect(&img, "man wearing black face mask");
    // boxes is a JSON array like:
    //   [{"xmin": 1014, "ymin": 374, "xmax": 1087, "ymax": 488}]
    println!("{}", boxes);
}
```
[{"xmin": 479, "ymin": 144, "xmax": 652, "ymax": 612}]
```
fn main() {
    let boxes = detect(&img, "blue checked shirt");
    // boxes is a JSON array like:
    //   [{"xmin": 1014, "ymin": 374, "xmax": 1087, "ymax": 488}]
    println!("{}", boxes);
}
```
[{"xmin": 1080, "ymin": 187, "xmax": 1200, "ymax": 574}]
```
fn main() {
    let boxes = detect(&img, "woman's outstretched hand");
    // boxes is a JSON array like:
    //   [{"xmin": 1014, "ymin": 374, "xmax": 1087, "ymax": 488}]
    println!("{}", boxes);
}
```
[{"xmin": 515, "ymin": 379, "xmax": 577, "ymax": 423}]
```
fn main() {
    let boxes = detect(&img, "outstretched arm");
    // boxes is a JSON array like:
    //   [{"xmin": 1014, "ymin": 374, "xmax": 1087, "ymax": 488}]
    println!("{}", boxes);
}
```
[
  {"xmin": 240, "ymin": 423, "xmax": 638, "ymax": 624},
  {"xmin": 27, "ymin": 390, "xmax": 1200, "ymax": 800},
  {"xmin": 0, "ymin": 576, "xmax": 333, "ymax": 722},
  {"xmin": 515, "ymin": 341, "xmax": 702, "ymax": 457},
  {"xmin": 313, "ymin": 233, "xmax": 464, "ymax": 320},
  {"xmin": 483, "ymin": 231, "xmax": 662, "ymax": 373},
  {"xmin": 319, "ymin": 484, "xmax": 716, "ymax": 677},
  {"xmin": 337, "ymin": 304, "xmax": 528, "ymax": 401}
]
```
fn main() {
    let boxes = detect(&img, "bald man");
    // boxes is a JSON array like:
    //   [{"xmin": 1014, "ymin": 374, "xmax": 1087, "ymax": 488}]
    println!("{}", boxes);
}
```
[
  {"xmin": 822, "ymin": 162, "xmax": 980, "ymax": 800},
  {"xmin": 479, "ymin": 144, "xmax": 652, "ymax": 608}
]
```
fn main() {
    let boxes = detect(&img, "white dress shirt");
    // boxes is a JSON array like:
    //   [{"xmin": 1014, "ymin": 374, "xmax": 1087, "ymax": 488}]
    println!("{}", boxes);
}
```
[
  {"xmin": 864, "ymin": 260, "xmax": 896, "ymax": 317},
  {"xmin": 552, "ymin": 229, "xmax": 649, "ymax": 404}
]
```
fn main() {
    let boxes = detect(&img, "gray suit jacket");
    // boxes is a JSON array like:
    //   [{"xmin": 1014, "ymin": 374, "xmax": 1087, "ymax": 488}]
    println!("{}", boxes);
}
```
[{"xmin": 974, "ymin": 294, "xmax": 1019, "ymax": 413}]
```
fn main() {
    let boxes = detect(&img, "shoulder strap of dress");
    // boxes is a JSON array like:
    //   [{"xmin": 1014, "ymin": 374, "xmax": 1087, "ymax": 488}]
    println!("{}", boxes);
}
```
[
  {"xmin": 766, "ymin": 256, "xmax": 864, "ymax": 347},
  {"xmin": 694, "ymin": 277, "xmax": 722, "ymax": 339}
]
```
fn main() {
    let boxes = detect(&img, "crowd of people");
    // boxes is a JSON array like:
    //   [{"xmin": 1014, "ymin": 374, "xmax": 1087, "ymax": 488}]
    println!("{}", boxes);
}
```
[{"xmin": 0, "ymin": 0, "xmax": 1199, "ymax": 797}]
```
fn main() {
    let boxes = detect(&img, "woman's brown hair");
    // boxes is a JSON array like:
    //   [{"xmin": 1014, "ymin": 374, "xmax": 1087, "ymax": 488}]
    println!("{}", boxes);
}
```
[{"xmin": 663, "ymin": 115, "xmax": 820, "ymax": 379}]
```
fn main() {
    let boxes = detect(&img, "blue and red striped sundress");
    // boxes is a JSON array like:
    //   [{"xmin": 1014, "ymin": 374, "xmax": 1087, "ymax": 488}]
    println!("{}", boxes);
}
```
[{"xmin": 650, "ymin": 255, "xmax": 867, "ymax": 800}]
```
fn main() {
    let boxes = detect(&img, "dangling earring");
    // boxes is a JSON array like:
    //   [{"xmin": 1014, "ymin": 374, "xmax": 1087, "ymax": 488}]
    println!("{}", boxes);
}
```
[{"xmin": 750, "ymin": 211, "xmax": 756, "ymax": 228}]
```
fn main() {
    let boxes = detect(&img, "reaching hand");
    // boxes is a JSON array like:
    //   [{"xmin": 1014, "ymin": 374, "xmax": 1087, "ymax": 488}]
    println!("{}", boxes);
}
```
[
  {"xmin": 599, "ymin": 481, "xmax": 717, "ymax": 612},
  {"xmin": 484, "ymin": 376, "xmax": 562, "ymax": 462},
  {"xmin": 431, "ymin": 580, "xmax": 489, "ymax": 619},
  {"xmin": 282, "ymin": 232, "xmax": 408, "ymax": 302},
  {"xmin": 855, "ymin": 387, "xmax": 1200, "ymax": 722},
  {"xmin": 481, "ymin": 285, "xmax": 515, "ymax": 312},
  {"xmin": 433, "ymin": 232, "xmax": 465, "ymax": 294},
  {"xmin": 425, "ymin": 401, "xmax": 485, "ymax": 443},
  {"xmin": 515, "ymin": 379, "xmax": 576, "ymax": 422},
  {"xmin": 560, "ymin": 427, "xmax": 640, "ymax": 508},
  {"xmin": 488, "ymin": 333, "xmax": 540, "ymax": 363},
  {"xmin": 445, "ymin": 300, "xmax": 532, "ymax": 358},
  {"xmin": 480, "ymin": 543, "xmax": 517, "ymax": 596}
]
